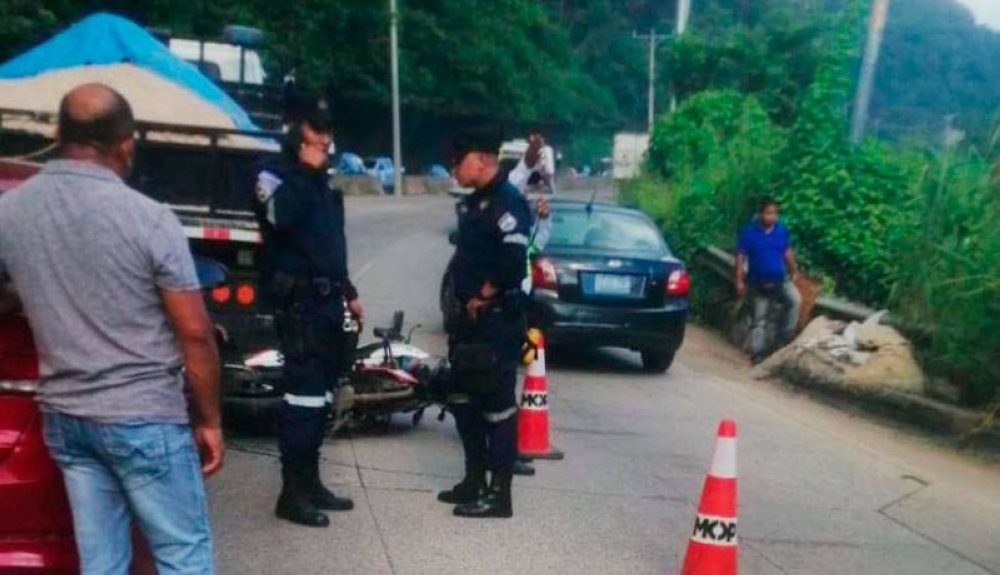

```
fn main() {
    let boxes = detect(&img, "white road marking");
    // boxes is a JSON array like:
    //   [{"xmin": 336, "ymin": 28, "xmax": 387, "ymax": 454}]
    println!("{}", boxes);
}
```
[{"xmin": 352, "ymin": 260, "xmax": 375, "ymax": 281}]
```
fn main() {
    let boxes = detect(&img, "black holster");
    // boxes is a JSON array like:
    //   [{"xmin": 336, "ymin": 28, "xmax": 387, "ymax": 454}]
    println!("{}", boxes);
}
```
[{"xmin": 450, "ymin": 343, "xmax": 502, "ymax": 396}]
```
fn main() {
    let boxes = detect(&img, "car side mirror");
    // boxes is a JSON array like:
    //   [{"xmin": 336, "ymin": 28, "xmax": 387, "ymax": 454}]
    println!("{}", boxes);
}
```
[
  {"xmin": 194, "ymin": 256, "xmax": 228, "ymax": 289},
  {"xmin": 448, "ymin": 231, "xmax": 458, "ymax": 246}
]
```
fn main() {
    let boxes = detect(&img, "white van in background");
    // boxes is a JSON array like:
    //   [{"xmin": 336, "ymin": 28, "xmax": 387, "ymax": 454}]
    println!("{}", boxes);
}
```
[
  {"xmin": 612, "ymin": 132, "xmax": 649, "ymax": 180},
  {"xmin": 169, "ymin": 39, "xmax": 266, "ymax": 85}
]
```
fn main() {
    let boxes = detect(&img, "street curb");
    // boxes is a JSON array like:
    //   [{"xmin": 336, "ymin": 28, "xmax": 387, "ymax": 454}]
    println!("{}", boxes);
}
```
[{"xmin": 763, "ymin": 366, "xmax": 1000, "ymax": 454}]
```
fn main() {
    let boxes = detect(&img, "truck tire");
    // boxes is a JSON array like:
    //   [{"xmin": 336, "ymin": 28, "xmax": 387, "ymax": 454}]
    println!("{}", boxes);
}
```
[
  {"xmin": 223, "ymin": 395, "xmax": 281, "ymax": 435},
  {"xmin": 221, "ymin": 367, "xmax": 283, "ymax": 435}
]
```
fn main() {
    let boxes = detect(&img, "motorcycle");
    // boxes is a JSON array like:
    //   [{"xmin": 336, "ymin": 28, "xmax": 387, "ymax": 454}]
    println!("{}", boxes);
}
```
[{"xmin": 220, "ymin": 310, "xmax": 449, "ymax": 434}]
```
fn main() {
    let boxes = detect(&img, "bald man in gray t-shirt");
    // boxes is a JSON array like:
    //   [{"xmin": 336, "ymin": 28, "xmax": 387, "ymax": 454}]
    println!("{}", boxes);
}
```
[
  {"xmin": 0, "ymin": 83, "xmax": 222, "ymax": 575},
  {"xmin": 0, "ymin": 160, "xmax": 198, "ymax": 421}
]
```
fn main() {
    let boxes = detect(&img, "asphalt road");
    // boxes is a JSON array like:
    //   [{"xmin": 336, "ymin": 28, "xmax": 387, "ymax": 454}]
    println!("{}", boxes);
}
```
[{"xmin": 208, "ymin": 193, "xmax": 1000, "ymax": 575}]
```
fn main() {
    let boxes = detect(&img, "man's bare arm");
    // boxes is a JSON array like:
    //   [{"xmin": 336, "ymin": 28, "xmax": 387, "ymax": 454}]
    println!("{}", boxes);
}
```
[
  {"xmin": 161, "ymin": 288, "xmax": 224, "ymax": 476},
  {"xmin": 734, "ymin": 252, "xmax": 747, "ymax": 298},
  {"xmin": 784, "ymin": 248, "xmax": 800, "ymax": 280}
]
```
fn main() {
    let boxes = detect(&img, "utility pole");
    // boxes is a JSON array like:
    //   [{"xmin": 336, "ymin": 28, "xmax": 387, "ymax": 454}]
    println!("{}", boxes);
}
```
[
  {"xmin": 389, "ymin": 0, "xmax": 403, "ymax": 194},
  {"xmin": 634, "ymin": 29, "xmax": 669, "ymax": 132},
  {"xmin": 677, "ymin": 0, "xmax": 692, "ymax": 35},
  {"xmin": 671, "ymin": 0, "xmax": 692, "ymax": 112},
  {"xmin": 850, "ymin": 0, "xmax": 890, "ymax": 143}
]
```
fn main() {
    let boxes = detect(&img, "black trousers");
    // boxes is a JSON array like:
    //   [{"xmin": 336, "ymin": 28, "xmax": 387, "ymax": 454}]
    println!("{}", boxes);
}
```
[
  {"xmin": 449, "ymin": 307, "xmax": 525, "ymax": 473},
  {"xmin": 272, "ymin": 287, "xmax": 350, "ymax": 470}
]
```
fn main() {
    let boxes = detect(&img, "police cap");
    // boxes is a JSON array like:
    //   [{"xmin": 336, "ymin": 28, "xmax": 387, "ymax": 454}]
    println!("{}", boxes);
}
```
[
  {"xmin": 283, "ymin": 97, "xmax": 333, "ymax": 159},
  {"xmin": 450, "ymin": 128, "xmax": 502, "ymax": 165}
]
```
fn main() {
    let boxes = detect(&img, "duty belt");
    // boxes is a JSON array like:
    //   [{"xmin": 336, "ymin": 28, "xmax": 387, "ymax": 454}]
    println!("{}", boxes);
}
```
[
  {"xmin": 296, "ymin": 276, "xmax": 343, "ymax": 297},
  {"xmin": 273, "ymin": 272, "xmax": 346, "ymax": 298}
]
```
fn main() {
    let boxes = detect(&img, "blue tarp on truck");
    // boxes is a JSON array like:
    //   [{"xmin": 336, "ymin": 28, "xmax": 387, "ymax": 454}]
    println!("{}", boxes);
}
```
[{"xmin": 0, "ymin": 12, "xmax": 257, "ymax": 131}]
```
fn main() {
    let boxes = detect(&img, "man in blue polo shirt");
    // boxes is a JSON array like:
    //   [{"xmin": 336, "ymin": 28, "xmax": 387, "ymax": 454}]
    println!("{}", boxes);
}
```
[{"xmin": 735, "ymin": 197, "xmax": 802, "ymax": 363}]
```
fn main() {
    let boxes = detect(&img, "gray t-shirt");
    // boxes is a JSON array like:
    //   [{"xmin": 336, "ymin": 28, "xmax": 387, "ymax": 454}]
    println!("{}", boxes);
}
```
[{"xmin": 0, "ymin": 160, "xmax": 199, "ymax": 423}]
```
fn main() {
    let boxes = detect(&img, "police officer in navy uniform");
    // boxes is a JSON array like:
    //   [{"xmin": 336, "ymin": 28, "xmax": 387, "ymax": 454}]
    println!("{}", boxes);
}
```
[
  {"xmin": 253, "ymin": 108, "xmax": 363, "ymax": 527},
  {"xmin": 438, "ymin": 133, "xmax": 532, "ymax": 519}
]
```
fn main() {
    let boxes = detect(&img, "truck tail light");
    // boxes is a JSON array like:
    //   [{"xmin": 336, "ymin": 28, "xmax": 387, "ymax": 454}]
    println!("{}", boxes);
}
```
[
  {"xmin": 235, "ymin": 284, "xmax": 256, "ymax": 306},
  {"xmin": 211, "ymin": 285, "xmax": 231, "ymax": 304},
  {"xmin": 531, "ymin": 258, "xmax": 558, "ymax": 291},
  {"xmin": 665, "ymin": 269, "xmax": 690, "ymax": 297}
]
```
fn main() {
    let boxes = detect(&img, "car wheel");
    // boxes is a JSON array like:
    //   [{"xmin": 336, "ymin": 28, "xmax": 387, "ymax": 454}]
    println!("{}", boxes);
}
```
[
  {"xmin": 641, "ymin": 350, "xmax": 675, "ymax": 373},
  {"xmin": 222, "ymin": 367, "xmax": 283, "ymax": 434}
]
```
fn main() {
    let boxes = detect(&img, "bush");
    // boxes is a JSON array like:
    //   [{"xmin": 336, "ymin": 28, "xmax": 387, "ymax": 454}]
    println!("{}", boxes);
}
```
[
  {"xmin": 888, "ymin": 150, "xmax": 1000, "ymax": 404},
  {"xmin": 777, "ymin": 137, "xmax": 915, "ymax": 303},
  {"xmin": 639, "ymin": 90, "xmax": 785, "ymax": 258}
]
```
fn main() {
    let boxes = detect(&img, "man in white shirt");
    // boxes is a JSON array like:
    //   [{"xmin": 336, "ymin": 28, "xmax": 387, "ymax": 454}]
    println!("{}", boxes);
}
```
[
  {"xmin": 506, "ymin": 134, "xmax": 554, "ymax": 296},
  {"xmin": 507, "ymin": 133, "xmax": 555, "ymax": 194}
]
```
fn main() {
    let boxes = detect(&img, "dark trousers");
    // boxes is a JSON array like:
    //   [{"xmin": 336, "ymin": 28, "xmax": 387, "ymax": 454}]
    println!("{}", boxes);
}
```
[
  {"xmin": 273, "ymin": 288, "xmax": 350, "ymax": 470},
  {"xmin": 449, "ymin": 307, "xmax": 524, "ymax": 473}
]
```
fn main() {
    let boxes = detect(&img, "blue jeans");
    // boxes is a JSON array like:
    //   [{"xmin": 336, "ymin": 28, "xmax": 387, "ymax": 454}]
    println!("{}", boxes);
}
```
[{"xmin": 42, "ymin": 411, "xmax": 215, "ymax": 575}]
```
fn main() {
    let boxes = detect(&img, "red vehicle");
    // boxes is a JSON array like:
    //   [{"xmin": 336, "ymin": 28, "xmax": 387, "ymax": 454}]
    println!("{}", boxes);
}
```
[
  {"xmin": 0, "ymin": 314, "xmax": 78, "ymax": 573},
  {"xmin": 0, "ymin": 159, "xmax": 77, "ymax": 573},
  {"xmin": 0, "ymin": 160, "xmax": 158, "ymax": 574}
]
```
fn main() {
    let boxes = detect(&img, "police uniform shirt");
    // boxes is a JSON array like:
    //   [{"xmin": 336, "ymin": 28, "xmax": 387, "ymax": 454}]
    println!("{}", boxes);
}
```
[
  {"xmin": 452, "ymin": 172, "xmax": 532, "ymax": 302},
  {"xmin": 254, "ymin": 160, "xmax": 357, "ymax": 299}
]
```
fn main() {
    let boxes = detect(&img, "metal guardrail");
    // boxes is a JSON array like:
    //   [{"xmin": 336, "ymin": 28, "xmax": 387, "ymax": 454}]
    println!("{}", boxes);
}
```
[{"xmin": 696, "ymin": 245, "xmax": 880, "ymax": 323}]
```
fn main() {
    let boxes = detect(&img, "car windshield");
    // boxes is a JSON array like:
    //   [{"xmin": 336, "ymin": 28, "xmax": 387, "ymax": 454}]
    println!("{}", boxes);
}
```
[{"xmin": 548, "ymin": 207, "xmax": 668, "ymax": 255}]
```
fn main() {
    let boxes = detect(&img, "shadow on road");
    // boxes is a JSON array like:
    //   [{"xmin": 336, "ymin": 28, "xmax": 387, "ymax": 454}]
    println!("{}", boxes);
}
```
[{"xmin": 547, "ymin": 345, "xmax": 650, "ymax": 376}]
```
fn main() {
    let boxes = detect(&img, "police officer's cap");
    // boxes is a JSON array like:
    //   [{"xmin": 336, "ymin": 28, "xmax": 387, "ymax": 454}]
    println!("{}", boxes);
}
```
[
  {"xmin": 450, "ymin": 128, "xmax": 501, "ymax": 165},
  {"xmin": 283, "ymin": 98, "xmax": 333, "ymax": 158},
  {"xmin": 285, "ymin": 95, "xmax": 332, "ymax": 130}
]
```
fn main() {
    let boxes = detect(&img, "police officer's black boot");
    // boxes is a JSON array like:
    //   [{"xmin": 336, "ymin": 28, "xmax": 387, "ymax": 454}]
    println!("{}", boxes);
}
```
[
  {"xmin": 453, "ymin": 468, "xmax": 513, "ymax": 519},
  {"xmin": 306, "ymin": 461, "xmax": 354, "ymax": 511},
  {"xmin": 276, "ymin": 466, "xmax": 330, "ymax": 528},
  {"xmin": 437, "ymin": 461, "xmax": 486, "ymax": 505}
]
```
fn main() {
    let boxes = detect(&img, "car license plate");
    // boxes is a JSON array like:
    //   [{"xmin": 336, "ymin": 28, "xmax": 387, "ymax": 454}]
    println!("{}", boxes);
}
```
[{"xmin": 593, "ymin": 274, "xmax": 633, "ymax": 295}]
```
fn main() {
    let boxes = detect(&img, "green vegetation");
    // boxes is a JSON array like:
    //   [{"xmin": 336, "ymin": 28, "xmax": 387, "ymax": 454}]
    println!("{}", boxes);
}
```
[
  {"xmin": 3, "ymin": 0, "xmax": 1000, "ymax": 157},
  {"xmin": 626, "ymin": 0, "xmax": 1000, "ymax": 404},
  {"xmin": 888, "ymin": 151, "xmax": 1000, "ymax": 404}
]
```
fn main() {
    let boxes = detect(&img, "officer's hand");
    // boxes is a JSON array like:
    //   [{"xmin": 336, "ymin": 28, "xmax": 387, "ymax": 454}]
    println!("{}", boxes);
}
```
[
  {"xmin": 347, "ymin": 298, "xmax": 365, "ymax": 323},
  {"xmin": 536, "ymin": 196, "xmax": 550, "ymax": 219},
  {"xmin": 465, "ymin": 296, "xmax": 490, "ymax": 320},
  {"xmin": 735, "ymin": 280, "xmax": 747, "ymax": 300},
  {"xmin": 193, "ymin": 422, "xmax": 225, "ymax": 478}
]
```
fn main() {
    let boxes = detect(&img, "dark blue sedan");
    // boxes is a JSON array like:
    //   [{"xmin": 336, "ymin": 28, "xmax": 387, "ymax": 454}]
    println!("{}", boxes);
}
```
[
  {"xmin": 528, "ymin": 200, "xmax": 688, "ymax": 371},
  {"xmin": 441, "ymin": 199, "xmax": 689, "ymax": 372}
]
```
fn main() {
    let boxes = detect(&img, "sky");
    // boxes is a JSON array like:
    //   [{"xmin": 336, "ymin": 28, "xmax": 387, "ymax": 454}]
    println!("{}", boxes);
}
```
[{"xmin": 955, "ymin": 0, "xmax": 1000, "ymax": 30}]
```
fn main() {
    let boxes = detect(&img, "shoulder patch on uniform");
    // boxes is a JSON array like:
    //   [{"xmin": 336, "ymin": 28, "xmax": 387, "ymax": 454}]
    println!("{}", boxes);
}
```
[
  {"xmin": 498, "ymin": 212, "xmax": 518, "ymax": 233},
  {"xmin": 256, "ymin": 170, "xmax": 282, "ymax": 203}
]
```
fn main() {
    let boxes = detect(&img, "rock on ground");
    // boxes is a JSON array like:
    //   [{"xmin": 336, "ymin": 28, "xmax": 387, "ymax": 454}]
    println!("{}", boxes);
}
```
[{"xmin": 756, "ymin": 315, "xmax": 925, "ymax": 394}]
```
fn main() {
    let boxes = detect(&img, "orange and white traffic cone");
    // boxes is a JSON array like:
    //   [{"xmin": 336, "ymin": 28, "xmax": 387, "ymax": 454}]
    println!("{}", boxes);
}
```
[
  {"xmin": 681, "ymin": 420, "xmax": 738, "ymax": 575},
  {"xmin": 517, "ymin": 329, "xmax": 564, "ymax": 460}
]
